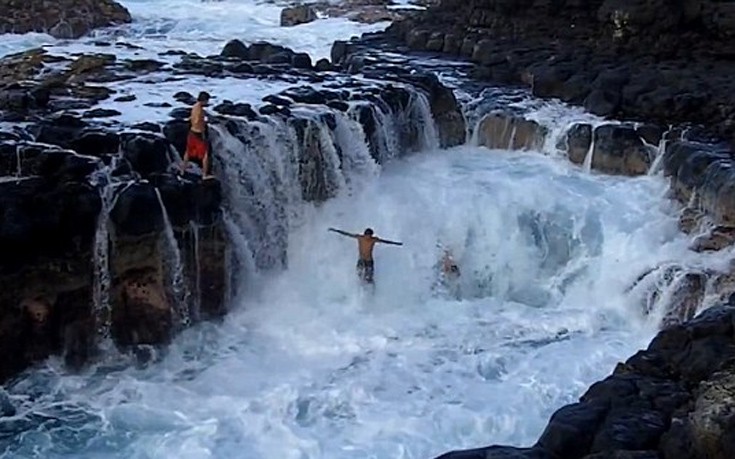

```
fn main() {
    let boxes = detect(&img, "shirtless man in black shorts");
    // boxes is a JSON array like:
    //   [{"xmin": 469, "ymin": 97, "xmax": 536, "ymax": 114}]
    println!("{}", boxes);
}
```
[{"xmin": 329, "ymin": 227, "xmax": 402, "ymax": 284}]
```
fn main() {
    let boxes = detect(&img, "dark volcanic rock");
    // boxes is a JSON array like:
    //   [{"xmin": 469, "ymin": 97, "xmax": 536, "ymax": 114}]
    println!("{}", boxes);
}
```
[
  {"xmin": 477, "ymin": 114, "xmax": 545, "ymax": 151},
  {"xmin": 0, "ymin": 178, "xmax": 101, "ymax": 270},
  {"xmin": 437, "ymin": 446, "xmax": 550, "ymax": 459},
  {"xmin": 32, "ymin": 113, "xmax": 89, "ymax": 149},
  {"xmin": 173, "ymin": 91, "xmax": 196, "ymax": 105},
  {"xmin": 163, "ymin": 119, "xmax": 189, "ymax": 156},
  {"xmin": 221, "ymin": 39, "xmax": 250, "ymax": 60},
  {"xmin": 315, "ymin": 58, "xmax": 334, "ymax": 72},
  {"xmin": 384, "ymin": 0, "xmax": 735, "ymax": 148},
  {"xmin": 70, "ymin": 129, "xmax": 120, "ymax": 157},
  {"xmin": 213, "ymin": 101, "xmax": 258, "ymax": 119},
  {"xmin": 120, "ymin": 132, "xmax": 172, "ymax": 177},
  {"xmin": 291, "ymin": 52, "xmax": 313, "ymax": 70},
  {"xmin": 0, "ymin": 0, "xmax": 132, "ymax": 39},
  {"xmin": 82, "ymin": 108, "xmax": 121, "ymax": 118},
  {"xmin": 110, "ymin": 182, "xmax": 165, "ymax": 236},
  {"xmin": 591, "ymin": 125, "xmax": 652, "ymax": 176}
]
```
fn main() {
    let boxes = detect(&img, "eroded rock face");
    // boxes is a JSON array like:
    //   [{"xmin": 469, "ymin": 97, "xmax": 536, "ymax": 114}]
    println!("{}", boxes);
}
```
[
  {"xmin": 0, "ymin": 0, "xmax": 132, "ymax": 39},
  {"xmin": 590, "ymin": 125, "xmax": 652, "ymax": 176},
  {"xmin": 0, "ymin": 127, "xmax": 226, "ymax": 382},
  {"xmin": 476, "ymin": 114, "xmax": 545, "ymax": 151},
  {"xmin": 112, "ymin": 268, "xmax": 173, "ymax": 346},
  {"xmin": 280, "ymin": 5, "xmax": 317, "ymax": 26},
  {"xmin": 387, "ymin": 0, "xmax": 735, "ymax": 149}
]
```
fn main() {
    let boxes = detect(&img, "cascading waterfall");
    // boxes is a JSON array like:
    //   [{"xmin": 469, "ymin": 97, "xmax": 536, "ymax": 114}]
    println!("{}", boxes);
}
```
[
  {"xmin": 211, "ymin": 118, "xmax": 300, "ymax": 271},
  {"xmin": 6, "ymin": 58, "xmax": 733, "ymax": 459},
  {"xmin": 154, "ymin": 188, "xmax": 190, "ymax": 327},
  {"xmin": 189, "ymin": 221, "xmax": 202, "ymax": 322},
  {"xmin": 409, "ymin": 90, "xmax": 441, "ymax": 151},
  {"xmin": 88, "ymin": 159, "xmax": 134, "ymax": 341},
  {"xmin": 582, "ymin": 135, "xmax": 596, "ymax": 172},
  {"xmin": 354, "ymin": 102, "xmax": 401, "ymax": 162},
  {"xmin": 332, "ymin": 109, "xmax": 380, "ymax": 185},
  {"xmin": 647, "ymin": 127, "xmax": 674, "ymax": 176},
  {"xmin": 211, "ymin": 88, "xmax": 433, "ymax": 274}
]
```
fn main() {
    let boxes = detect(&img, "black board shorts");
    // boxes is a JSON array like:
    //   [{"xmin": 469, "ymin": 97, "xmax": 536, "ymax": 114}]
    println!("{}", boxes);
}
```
[{"xmin": 356, "ymin": 259, "xmax": 374, "ymax": 284}]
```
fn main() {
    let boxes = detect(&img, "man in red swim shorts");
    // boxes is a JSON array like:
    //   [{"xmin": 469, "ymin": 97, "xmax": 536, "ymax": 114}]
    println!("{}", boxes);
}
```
[{"xmin": 180, "ymin": 91, "xmax": 214, "ymax": 179}]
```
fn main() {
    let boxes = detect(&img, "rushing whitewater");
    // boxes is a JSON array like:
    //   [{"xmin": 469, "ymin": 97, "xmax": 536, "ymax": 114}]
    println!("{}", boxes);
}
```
[
  {"xmin": 0, "ymin": 0, "xmax": 726, "ymax": 458},
  {"xmin": 0, "ymin": 0, "xmax": 389, "ymax": 59},
  {"xmin": 1, "ymin": 140, "xmax": 716, "ymax": 458}
]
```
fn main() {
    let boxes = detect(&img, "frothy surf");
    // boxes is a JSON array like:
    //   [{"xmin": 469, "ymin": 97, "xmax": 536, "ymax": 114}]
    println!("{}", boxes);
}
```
[
  {"xmin": 2, "ymin": 144, "xmax": 722, "ymax": 458},
  {"xmin": 0, "ymin": 1, "xmax": 724, "ymax": 458},
  {"xmin": 0, "ymin": 0, "xmax": 389, "ymax": 59}
]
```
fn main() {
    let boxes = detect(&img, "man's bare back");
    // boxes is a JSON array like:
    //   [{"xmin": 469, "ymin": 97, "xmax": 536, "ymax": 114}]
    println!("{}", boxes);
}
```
[
  {"xmin": 357, "ymin": 235, "xmax": 379, "ymax": 261},
  {"xmin": 329, "ymin": 227, "xmax": 402, "ymax": 284}
]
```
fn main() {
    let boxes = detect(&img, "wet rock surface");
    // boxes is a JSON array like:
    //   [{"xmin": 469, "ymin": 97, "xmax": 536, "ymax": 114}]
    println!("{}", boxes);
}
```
[
  {"xmin": 378, "ymin": 0, "xmax": 735, "ymax": 149},
  {"xmin": 437, "ymin": 305, "xmax": 735, "ymax": 459},
  {"xmin": 0, "ymin": 35, "xmax": 467, "ymax": 382},
  {"xmin": 0, "ymin": 0, "xmax": 131, "ymax": 39}
]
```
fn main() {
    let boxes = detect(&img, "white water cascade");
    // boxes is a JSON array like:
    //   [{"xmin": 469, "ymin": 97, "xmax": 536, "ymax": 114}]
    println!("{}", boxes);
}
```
[
  {"xmin": 4, "ymin": 86, "xmax": 729, "ymax": 458},
  {"xmin": 154, "ymin": 188, "xmax": 191, "ymax": 328}
]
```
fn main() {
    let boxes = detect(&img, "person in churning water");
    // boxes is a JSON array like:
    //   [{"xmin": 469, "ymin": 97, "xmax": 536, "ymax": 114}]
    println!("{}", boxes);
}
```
[
  {"xmin": 179, "ymin": 91, "xmax": 214, "ymax": 180},
  {"xmin": 328, "ymin": 227, "xmax": 403, "ymax": 285},
  {"xmin": 441, "ymin": 249, "xmax": 461, "ymax": 280},
  {"xmin": 431, "ymin": 245, "xmax": 462, "ymax": 299}
]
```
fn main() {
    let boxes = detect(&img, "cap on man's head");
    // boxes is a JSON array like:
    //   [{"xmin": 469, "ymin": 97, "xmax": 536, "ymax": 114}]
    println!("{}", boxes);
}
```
[
  {"xmin": 364, "ymin": 228, "xmax": 374, "ymax": 236},
  {"xmin": 198, "ymin": 91, "xmax": 211, "ymax": 102}
]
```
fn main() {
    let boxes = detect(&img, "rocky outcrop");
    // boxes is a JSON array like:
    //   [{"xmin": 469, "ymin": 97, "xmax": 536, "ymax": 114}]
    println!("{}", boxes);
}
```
[
  {"xmin": 437, "ymin": 305, "xmax": 735, "ymax": 459},
  {"xmin": 562, "ymin": 123, "xmax": 654, "ymax": 175},
  {"xmin": 280, "ymin": 0, "xmax": 413, "ymax": 26},
  {"xmin": 385, "ymin": 0, "xmax": 735, "ymax": 149},
  {"xmin": 280, "ymin": 5, "xmax": 317, "ymax": 26},
  {"xmin": 0, "ymin": 0, "xmax": 131, "ymax": 39},
  {"xmin": 476, "ymin": 114, "xmax": 545, "ymax": 151},
  {"xmin": 0, "ymin": 37, "xmax": 467, "ymax": 382},
  {"xmin": 0, "ymin": 120, "xmax": 226, "ymax": 381}
]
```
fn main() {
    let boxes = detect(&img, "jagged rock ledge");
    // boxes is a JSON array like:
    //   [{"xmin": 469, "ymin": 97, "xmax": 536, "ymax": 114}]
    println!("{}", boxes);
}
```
[
  {"xmin": 0, "ymin": 0, "xmax": 132, "ymax": 39},
  {"xmin": 381, "ymin": 0, "xmax": 735, "ymax": 149},
  {"xmin": 0, "ymin": 39, "xmax": 465, "ymax": 382},
  {"xmin": 436, "ymin": 304, "xmax": 735, "ymax": 459}
]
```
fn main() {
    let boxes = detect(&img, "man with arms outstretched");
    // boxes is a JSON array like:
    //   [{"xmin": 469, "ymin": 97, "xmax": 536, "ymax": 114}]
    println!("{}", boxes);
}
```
[{"xmin": 329, "ymin": 227, "xmax": 402, "ymax": 284}]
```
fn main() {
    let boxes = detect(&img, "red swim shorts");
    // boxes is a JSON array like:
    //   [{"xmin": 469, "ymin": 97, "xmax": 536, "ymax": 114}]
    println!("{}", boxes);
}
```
[{"xmin": 186, "ymin": 131, "xmax": 208, "ymax": 161}]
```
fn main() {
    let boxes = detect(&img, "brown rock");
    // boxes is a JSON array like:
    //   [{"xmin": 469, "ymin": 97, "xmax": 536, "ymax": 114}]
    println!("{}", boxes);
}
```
[
  {"xmin": 112, "ymin": 268, "xmax": 173, "ymax": 346},
  {"xmin": 476, "ymin": 114, "xmax": 546, "ymax": 151},
  {"xmin": 691, "ymin": 226, "xmax": 735, "ymax": 252},
  {"xmin": 689, "ymin": 370, "xmax": 735, "ymax": 459},
  {"xmin": 590, "ymin": 125, "xmax": 652, "ymax": 176},
  {"xmin": 679, "ymin": 206, "xmax": 705, "ymax": 234},
  {"xmin": 565, "ymin": 123, "xmax": 593, "ymax": 165},
  {"xmin": 280, "ymin": 5, "xmax": 317, "ymax": 27},
  {"xmin": 660, "ymin": 272, "xmax": 707, "ymax": 329},
  {"xmin": 407, "ymin": 29, "xmax": 431, "ymax": 50}
]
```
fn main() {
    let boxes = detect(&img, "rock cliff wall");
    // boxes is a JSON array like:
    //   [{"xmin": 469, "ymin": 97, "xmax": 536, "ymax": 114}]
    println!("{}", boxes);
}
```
[
  {"xmin": 387, "ymin": 0, "xmax": 735, "ymax": 148},
  {"xmin": 0, "ymin": 39, "xmax": 465, "ymax": 382}
]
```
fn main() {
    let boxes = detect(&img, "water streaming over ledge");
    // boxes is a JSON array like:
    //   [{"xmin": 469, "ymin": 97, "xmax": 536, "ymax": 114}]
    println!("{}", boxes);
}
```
[{"xmin": 1, "ymin": 15, "xmax": 732, "ymax": 455}]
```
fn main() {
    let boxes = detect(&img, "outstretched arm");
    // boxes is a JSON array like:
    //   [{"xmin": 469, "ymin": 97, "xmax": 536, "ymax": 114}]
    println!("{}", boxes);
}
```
[
  {"xmin": 328, "ymin": 228, "xmax": 358, "ymax": 238},
  {"xmin": 377, "ymin": 237, "xmax": 403, "ymax": 246}
]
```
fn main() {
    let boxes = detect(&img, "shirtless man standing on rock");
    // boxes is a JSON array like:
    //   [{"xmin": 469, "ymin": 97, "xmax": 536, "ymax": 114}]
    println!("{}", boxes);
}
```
[
  {"xmin": 180, "ymin": 91, "xmax": 214, "ymax": 179},
  {"xmin": 329, "ymin": 227, "xmax": 402, "ymax": 285}
]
